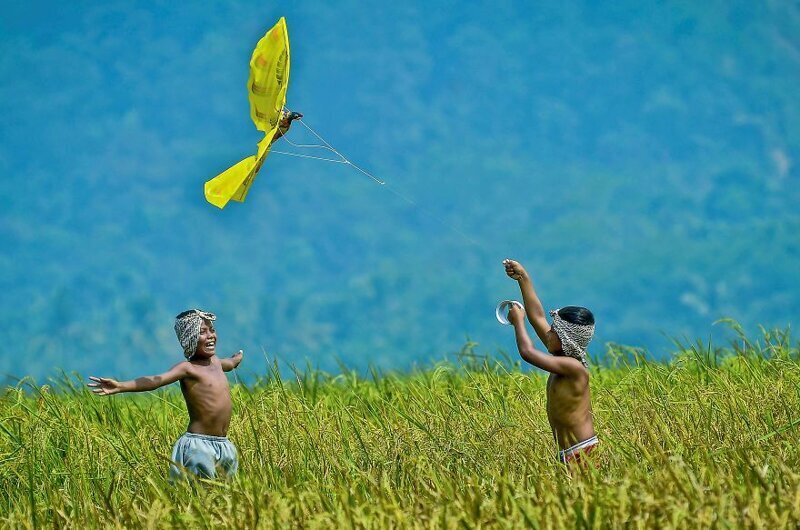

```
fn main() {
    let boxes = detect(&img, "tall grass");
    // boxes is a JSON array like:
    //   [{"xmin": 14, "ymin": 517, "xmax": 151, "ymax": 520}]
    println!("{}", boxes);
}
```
[{"xmin": 1, "ymin": 325, "xmax": 799, "ymax": 528}]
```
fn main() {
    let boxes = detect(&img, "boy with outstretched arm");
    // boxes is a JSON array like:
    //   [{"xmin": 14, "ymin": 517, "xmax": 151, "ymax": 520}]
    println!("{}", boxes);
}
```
[
  {"xmin": 503, "ymin": 259, "xmax": 598, "ymax": 464},
  {"xmin": 88, "ymin": 309, "xmax": 243, "ymax": 480}
]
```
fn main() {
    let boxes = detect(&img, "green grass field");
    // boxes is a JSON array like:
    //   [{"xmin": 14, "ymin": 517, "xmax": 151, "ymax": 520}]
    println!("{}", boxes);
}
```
[{"xmin": 2, "ymin": 323, "xmax": 799, "ymax": 528}]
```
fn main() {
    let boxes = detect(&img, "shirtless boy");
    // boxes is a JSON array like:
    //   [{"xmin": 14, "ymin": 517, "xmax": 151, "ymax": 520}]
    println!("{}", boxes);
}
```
[
  {"xmin": 503, "ymin": 259, "xmax": 598, "ymax": 464},
  {"xmin": 88, "ymin": 309, "xmax": 243, "ymax": 480}
]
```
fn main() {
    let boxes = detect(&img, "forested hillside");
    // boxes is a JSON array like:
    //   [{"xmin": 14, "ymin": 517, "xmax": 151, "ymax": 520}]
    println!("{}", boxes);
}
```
[{"xmin": 0, "ymin": 1, "xmax": 798, "ymax": 380}]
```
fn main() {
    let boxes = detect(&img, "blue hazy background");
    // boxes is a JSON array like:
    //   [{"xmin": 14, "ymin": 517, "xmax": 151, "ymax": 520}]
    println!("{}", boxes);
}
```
[{"xmin": 1, "ymin": 1, "xmax": 798, "ymax": 382}]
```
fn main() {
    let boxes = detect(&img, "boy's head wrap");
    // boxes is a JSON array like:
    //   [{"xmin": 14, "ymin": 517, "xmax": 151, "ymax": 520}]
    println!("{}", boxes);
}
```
[
  {"xmin": 174, "ymin": 309, "xmax": 216, "ymax": 359},
  {"xmin": 549, "ymin": 309, "xmax": 594, "ymax": 368}
]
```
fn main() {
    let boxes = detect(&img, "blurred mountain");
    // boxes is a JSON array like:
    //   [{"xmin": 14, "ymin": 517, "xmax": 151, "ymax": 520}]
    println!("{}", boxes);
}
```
[{"xmin": 0, "ymin": 1, "xmax": 798, "ymax": 380}]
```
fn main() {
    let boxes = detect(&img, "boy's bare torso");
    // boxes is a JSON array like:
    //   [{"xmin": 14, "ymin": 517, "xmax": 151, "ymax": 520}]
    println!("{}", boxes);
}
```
[
  {"xmin": 546, "ymin": 371, "xmax": 595, "ymax": 449},
  {"xmin": 181, "ymin": 356, "xmax": 233, "ymax": 437}
]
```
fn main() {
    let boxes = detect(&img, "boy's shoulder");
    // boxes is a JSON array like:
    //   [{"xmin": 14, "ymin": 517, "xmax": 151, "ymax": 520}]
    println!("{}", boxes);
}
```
[
  {"xmin": 170, "ymin": 359, "xmax": 201, "ymax": 378},
  {"xmin": 182, "ymin": 356, "xmax": 224, "ymax": 373},
  {"xmin": 550, "ymin": 360, "xmax": 590, "ymax": 385}
]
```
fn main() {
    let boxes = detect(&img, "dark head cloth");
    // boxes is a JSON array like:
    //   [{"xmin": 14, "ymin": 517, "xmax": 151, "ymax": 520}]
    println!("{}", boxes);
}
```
[{"xmin": 549, "ymin": 309, "xmax": 594, "ymax": 368}]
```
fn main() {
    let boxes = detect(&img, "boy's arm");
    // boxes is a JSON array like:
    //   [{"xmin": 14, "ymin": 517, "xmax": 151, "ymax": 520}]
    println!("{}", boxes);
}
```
[
  {"xmin": 504, "ymin": 259, "xmax": 560, "ymax": 352},
  {"xmin": 220, "ymin": 350, "xmax": 243, "ymax": 372},
  {"xmin": 88, "ymin": 362, "xmax": 191, "ymax": 396},
  {"xmin": 508, "ymin": 305, "xmax": 585, "ymax": 378}
]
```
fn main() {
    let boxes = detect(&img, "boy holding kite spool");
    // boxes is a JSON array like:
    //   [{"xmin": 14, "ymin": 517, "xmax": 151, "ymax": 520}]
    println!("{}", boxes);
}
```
[{"xmin": 502, "ymin": 259, "xmax": 598, "ymax": 464}]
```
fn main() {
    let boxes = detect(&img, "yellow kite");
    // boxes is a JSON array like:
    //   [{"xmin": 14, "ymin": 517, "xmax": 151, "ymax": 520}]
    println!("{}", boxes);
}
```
[{"xmin": 205, "ymin": 17, "xmax": 292, "ymax": 209}]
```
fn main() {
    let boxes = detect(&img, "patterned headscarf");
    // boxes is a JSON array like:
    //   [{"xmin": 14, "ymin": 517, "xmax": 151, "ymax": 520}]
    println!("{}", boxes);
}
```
[
  {"xmin": 174, "ymin": 309, "xmax": 216, "ymax": 359},
  {"xmin": 549, "ymin": 309, "xmax": 594, "ymax": 368}
]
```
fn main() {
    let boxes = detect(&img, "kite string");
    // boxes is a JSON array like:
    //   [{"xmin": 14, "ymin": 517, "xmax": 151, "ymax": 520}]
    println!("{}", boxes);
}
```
[
  {"xmin": 294, "ymin": 119, "xmax": 386, "ymax": 185},
  {"xmin": 269, "ymin": 149, "xmax": 348, "ymax": 164},
  {"xmin": 272, "ymin": 111, "xmax": 354, "ymax": 164},
  {"xmin": 278, "ymin": 131, "xmax": 342, "ymax": 153},
  {"xmin": 382, "ymin": 181, "xmax": 484, "ymax": 248},
  {"xmin": 275, "ymin": 109, "xmax": 386, "ymax": 185},
  {"xmin": 276, "ymin": 115, "xmax": 485, "ymax": 249}
]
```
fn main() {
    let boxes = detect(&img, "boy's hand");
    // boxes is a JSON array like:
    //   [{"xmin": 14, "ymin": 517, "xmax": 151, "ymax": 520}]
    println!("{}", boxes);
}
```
[
  {"xmin": 503, "ymin": 259, "xmax": 529, "ymax": 282},
  {"xmin": 507, "ymin": 303, "xmax": 525, "ymax": 326},
  {"xmin": 220, "ymin": 350, "xmax": 244, "ymax": 372},
  {"xmin": 88, "ymin": 376, "xmax": 122, "ymax": 396}
]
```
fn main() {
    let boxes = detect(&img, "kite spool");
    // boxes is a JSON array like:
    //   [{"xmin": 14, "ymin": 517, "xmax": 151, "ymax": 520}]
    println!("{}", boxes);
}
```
[{"xmin": 496, "ymin": 300, "xmax": 524, "ymax": 325}]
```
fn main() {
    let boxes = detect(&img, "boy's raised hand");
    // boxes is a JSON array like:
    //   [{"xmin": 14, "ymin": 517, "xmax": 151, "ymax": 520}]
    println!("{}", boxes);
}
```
[
  {"xmin": 221, "ymin": 350, "xmax": 244, "ymax": 372},
  {"xmin": 231, "ymin": 350, "xmax": 243, "ymax": 366},
  {"xmin": 503, "ymin": 259, "xmax": 529, "ymax": 282},
  {"xmin": 87, "ymin": 376, "xmax": 122, "ymax": 396},
  {"xmin": 507, "ymin": 303, "xmax": 526, "ymax": 326}
]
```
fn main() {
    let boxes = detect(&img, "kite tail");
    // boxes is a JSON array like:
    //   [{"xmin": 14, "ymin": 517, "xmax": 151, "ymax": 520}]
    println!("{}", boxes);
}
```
[
  {"xmin": 204, "ymin": 134, "xmax": 275, "ymax": 209},
  {"xmin": 204, "ymin": 155, "xmax": 257, "ymax": 209}
]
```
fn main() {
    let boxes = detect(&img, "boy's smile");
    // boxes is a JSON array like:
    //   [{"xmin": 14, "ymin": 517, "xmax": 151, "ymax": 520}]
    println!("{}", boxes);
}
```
[{"xmin": 195, "ymin": 321, "xmax": 217, "ymax": 357}]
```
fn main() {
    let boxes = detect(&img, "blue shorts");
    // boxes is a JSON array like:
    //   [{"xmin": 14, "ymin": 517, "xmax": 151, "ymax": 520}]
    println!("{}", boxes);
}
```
[{"xmin": 169, "ymin": 432, "xmax": 238, "ymax": 480}]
